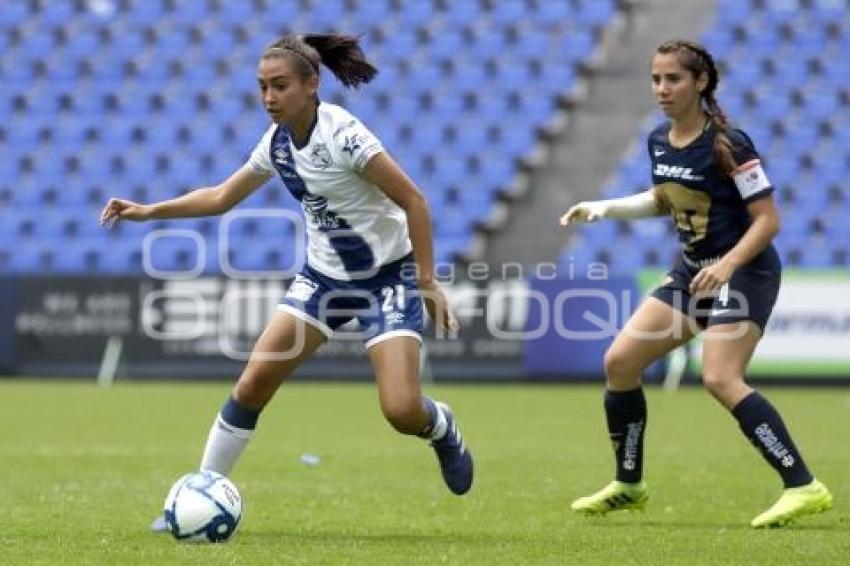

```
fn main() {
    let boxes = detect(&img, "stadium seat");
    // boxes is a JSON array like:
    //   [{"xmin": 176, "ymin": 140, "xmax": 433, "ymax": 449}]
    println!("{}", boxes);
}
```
[
  {"xmin": 491, "ymin": 1, "xmax": 527, "ymax": 27},
  {"xmin": 227, "ymin": 240, "xmax": 298, "ymax": 274},
  {"xmin": 0, "ymin": 2, "xmax": 29, "ymax": 28}
]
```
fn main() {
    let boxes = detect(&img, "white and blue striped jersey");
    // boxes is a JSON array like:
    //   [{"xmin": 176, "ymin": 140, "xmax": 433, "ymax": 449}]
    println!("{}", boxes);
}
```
[{"xmin": 248, "ymin": 102, "xmax": 412, "ymax": 280}]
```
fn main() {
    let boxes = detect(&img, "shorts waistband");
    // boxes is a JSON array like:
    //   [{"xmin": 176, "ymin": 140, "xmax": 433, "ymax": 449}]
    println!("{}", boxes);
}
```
[{"xmin": 682, "ymin": 254, "xmax": 721, "ymax": 269}]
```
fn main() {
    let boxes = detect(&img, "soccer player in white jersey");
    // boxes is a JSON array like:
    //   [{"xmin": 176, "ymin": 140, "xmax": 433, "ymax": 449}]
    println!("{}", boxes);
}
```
[{"xmin": 100, "ymin": 34, "xmax": 474, "ymax": 529}]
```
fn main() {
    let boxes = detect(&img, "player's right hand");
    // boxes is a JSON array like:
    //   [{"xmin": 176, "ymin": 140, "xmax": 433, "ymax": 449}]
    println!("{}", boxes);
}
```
[
  {"xmin": 99, "ymin": 198, "xmax": 151, "ymax": 227},
  {"xmin": 559, "ymin": 202, "xmax": 606, "ymax": 226},
  {"xmin": 419, "ymin": 279, "xmax": 460, "ymax": 337}
]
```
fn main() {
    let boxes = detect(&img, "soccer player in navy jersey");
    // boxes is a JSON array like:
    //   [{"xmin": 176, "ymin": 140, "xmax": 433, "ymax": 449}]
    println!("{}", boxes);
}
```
[
  {"xmin": 560, "ymin": 40, "xmax": 832, "ymax": 527},
  {"xmin": 100, "ymin": 34, "xmax": 474, "ymax": 529}
]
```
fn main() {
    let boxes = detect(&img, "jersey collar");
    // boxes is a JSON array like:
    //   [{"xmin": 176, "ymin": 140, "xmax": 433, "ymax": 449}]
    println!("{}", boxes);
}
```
[{"xmin": 288, "ymin": 100, "xmax": 321, "ymax": 150}]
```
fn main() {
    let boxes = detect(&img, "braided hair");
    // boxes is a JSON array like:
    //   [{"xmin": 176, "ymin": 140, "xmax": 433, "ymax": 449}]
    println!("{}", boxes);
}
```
[
  {"xmin": 262, "ymin": 34, "xmax": 378, "ymax": 89},
  {"xmin": 656, "ymin": 40, "xmax": 737, "ymax": 175}
]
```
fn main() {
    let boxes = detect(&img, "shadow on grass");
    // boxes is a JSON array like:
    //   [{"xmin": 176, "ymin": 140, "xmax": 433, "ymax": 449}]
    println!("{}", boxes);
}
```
[
  {"xmin": 239, "ymin": 530, "xmax": 548, "ymax": 547},
  {"xmin": 570, "ymin": 516, "xmax": 842, "ymax": 532}
]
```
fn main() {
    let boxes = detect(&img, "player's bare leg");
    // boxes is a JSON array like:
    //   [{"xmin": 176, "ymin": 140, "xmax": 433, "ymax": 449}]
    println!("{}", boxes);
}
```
[
  {"xmin": 368, "ymin": 335, "xmax": 473, "ymax": 495},
  {"xmin": 230, "ymin": 310, "xmax": 328, "ymax": 410}
]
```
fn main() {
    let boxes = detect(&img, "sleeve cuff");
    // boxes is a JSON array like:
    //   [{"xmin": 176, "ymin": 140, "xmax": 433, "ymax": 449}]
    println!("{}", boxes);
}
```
[{"xmin": 742, "ymin": 186, "xmax": 774, "ymax": 204}]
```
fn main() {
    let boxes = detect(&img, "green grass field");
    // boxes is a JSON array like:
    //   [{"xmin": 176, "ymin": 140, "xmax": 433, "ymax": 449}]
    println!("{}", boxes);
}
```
[{"xmin": 1, "ymin": 381, "xmax": 847, "ymax": 565}]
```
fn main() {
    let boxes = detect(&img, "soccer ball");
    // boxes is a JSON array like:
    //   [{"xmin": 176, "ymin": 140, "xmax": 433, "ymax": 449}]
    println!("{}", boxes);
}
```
[{"xmin": 163, "ymin": 471, "xmax": 242, "ymax": 543}]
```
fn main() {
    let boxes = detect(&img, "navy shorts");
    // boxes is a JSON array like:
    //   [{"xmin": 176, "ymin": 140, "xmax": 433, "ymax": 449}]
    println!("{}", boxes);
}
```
[
  {"xmin": 651, "ymin": 246, "xmax": 781, "ymax": 332},
  {"xmin": 279, "ymin": 253, "xmax": 424, "ymax": 348}
]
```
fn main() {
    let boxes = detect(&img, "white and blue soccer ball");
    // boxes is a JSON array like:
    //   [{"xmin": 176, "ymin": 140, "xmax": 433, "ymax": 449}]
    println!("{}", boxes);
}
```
[{"xmin": 163, "ymin": 471, "xmax": 242, "ymax": 543}]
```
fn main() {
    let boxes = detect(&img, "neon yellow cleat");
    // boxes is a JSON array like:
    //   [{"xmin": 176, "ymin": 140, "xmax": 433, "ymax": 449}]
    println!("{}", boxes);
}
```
[
  {"xmin": 750, "ymin": 479, "xmax": 833, "ymax": 528},
  {"xmin": 571, "ymin": 481, "xmax": 649, "ymax": 515}
]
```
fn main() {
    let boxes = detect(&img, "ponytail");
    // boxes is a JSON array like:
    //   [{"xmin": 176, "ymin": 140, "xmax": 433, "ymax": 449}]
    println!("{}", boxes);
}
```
[
  {"xmin": 263, "ymin": 34, "xmax": 378, "ymax": 90},
  {"xmin": 302, "ymin": 34, "xmax": 378, "ymax": 88},
  {"xmin": 705, "ymin": 92, "xmax": 737, "ymax": 175},
  {"xmin": 656, "ymin": 40, "xmax": 737, "ymax": 175}
]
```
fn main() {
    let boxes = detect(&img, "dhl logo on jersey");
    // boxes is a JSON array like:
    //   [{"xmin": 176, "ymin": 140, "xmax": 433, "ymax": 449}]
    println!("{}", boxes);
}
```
[{"xmin": 653, "ymin": 163, "xmax": 705, "ymax": 181}]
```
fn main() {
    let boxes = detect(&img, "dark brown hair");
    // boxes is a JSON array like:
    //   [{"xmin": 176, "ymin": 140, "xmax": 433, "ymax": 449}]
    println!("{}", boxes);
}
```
[
  {"xmin": 656, "ymin": 39, "xmax": 737, "ymax": 175},
  {"xmin": 262, "ymin": 34, "xmax": 378, "ymax": 89}
]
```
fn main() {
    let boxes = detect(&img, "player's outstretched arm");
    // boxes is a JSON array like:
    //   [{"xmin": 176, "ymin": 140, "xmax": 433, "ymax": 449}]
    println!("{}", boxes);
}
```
[
  {"xmin": 361, "ymin": 152, "xmax": 459, "ymax": 334},
  {"xmin": 100, "ymin": 165, "xmax": 271, "ymax": 227},
  {"xmin": 559, "ymin": 189, "xmax": 665, "ymax": 226}
]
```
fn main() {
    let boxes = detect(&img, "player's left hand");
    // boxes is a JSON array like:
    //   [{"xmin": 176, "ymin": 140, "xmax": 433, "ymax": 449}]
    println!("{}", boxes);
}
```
[
  {"xmin": 689, "ymin": 259, "xmax": 736, "ymax": 293},
  {"xmin": 419, "ymin": 279, "xmax": 460, "ymax": 336}
]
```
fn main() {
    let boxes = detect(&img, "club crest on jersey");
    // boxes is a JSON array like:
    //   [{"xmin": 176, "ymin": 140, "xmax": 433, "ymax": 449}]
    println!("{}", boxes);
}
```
[
  {"xmin": 653, "ymin": 163, "xmax": 705, "ymax": 181},
  {"xmin": 342, "ymin": 133, "xmax": 361, "ymax": 156},
  {"xmin": 309, "ymin": 143, "xmax": 333, "ymax": 169}
]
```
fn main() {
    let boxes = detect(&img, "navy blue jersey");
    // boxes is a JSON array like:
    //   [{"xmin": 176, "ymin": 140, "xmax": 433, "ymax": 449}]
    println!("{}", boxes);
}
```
[{"xmin": 648, "ymin": 122, "xmax": 774, "ymax": 260}]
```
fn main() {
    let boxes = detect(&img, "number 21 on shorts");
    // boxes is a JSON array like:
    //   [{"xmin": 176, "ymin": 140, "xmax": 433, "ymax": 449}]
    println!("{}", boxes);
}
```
[{"xmin": 381, "ymin": 284, "xmax": 405, "ymax": 312}]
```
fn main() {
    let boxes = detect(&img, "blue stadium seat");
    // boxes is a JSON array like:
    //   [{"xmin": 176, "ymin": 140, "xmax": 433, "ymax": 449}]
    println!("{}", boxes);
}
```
[
  {"xmin": 351, "ymin": 1, "xmax": 391, "ymax": 28},
  {"xmin": 144, "ymin": 234, "xmax": 206, "ymax": 273},
  {"xmin": 396, "ymin": 0, "xmax": 435, "ymax": 27},
  {"xmin": 576, "ymin": 1, "xmax": 616, "ymax": 27},
  {"xmin": 800, "ymin": 239, "xmax": 839, "ymax": 267},
  {"xmin": 435, "ymin": 204, "xmax": 474, "ymax": 238},
  {"xmin": 470, "ymin": 28, "xmax": 509, "ymax": 59},
  {"xmin": 598, "ymin": 245, "xmax": 646, "ymax": 277},
  {"xmin": 714, "ymin": 0, "xmax": 753, "ymax": 25},
  {"xmin": 213, "ymin": 1, "xmax": 256, "ymax": 23},
  {"xmin": 227, "ymin": 239, "xmax": 297, "ymax": 273},
  {"xmin": 560, "ymin": 244, "xmax": 598, "ymax": 272},
  {"xmin": 491, "ymin": 1, "xmax": 527, "ymax": 27},
  {"xmin": 64, "ymin": 28, "xmax": 101, "ymax": 57},
  {"xmin": 49, "ymin": 240, "xmax": 102, "ymax": 274},
  {"xmin": 800, "ymin": 92, "xmax": 840, "ymax": 121},
  {"xmin": 558, "ymin": 29, "xmax": 597, "ymax": 63},
  {"xmin": 442, "ymin": 2, "xmax": 483, "ymax": 28},
  {"xmin": 0, "ymin": 2, "xmax": 29, "ymax": 28},
  {"xmin": 746, "ymin": 26, "xmax": 783, "ymax": 53},
  {"xmin": 99, "ymin": 240, "xmax": 145, "ymax": 274},
  {"xmin": 380, "ymin": 31, "xmax": 418, "ymax": 61},
  {"xmin": 8, "ymin": 242, "xmax": 54, "ymax": 274},
  {"xmin": 168, "ymin": 1, "xmax": 211, "ymax": 25},
  {"xmin": 104, "ymin": 25, "xmax": 147, "ymax": 58},
  {"xmin": 531, "ymin": 2, "xmax": 573, "ymax": 28},
  {"xmin": 435, "ymin": 235, "xmax": 470, "ymax": 263},
  {"xmin": 423, "ymin": 28, "xmax": 465, "ymax": 61}
]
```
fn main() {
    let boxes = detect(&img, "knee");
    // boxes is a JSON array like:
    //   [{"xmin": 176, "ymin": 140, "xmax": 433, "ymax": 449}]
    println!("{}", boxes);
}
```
[
  {"xmin": 702, "ymin": 370, "xmax": 741, "ymax": 402},
  {"xmin": 381, "ymin": 395, "xmax": 425, "ymax": 435},
  {"xmin": 603, "ymin": 348, "xmax": 641, "ymax": 388}
]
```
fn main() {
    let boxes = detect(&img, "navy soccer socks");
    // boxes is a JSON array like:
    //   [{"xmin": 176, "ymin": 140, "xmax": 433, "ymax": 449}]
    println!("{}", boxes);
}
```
[
  {"xmin": 605, "ymin": 387, "xmax": 647, "ymax": 484},
  {"xmin": 731, "ymin": 391, "xmax": 813, "ymax": 488},
  {"xmin": 418, "ymin": 396, "xmax": 448, "ymax": 440},
  {"xmin": 421, "ymin": 397, "xmax": 473, "ymax": 495}
]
